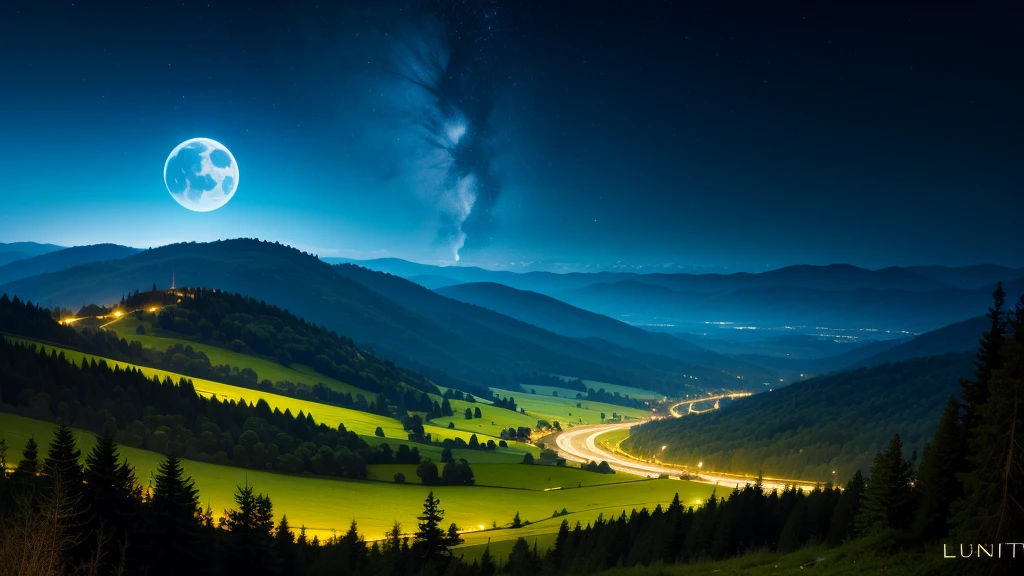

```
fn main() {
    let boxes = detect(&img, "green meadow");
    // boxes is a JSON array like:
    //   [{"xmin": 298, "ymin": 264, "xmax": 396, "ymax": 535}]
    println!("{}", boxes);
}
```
[
  {"xmin": 4, "ymin": 336, "xmax": 519, "ymax": 454},
  {"xmin": 595, "ymin": 428, "xmax": 632, "ymax": 453},
  {"xmin": 492, "ymin": 388, "xmax": 650, "ymax": 426},
  {"xmin": 366, "ymin": 463, "xmax": 645, "ymax": 489},
  {"xmin": 428, "ymin": 397, "xmax": 539, "ymax": 437},
  {"xmin": 360, "ymin": 435, "xmax": 532, "ymax": 464},
  {"xmin": 0, "ymin": 414, "xmax": 715, "ymax": 551},
  {"xmin": 106, "ymin": 314, "xmax": 372, "ymax": 397},
  {"xmin": 427, "ymin": 387, "xmax": 651, "ymax": 439},
  {"xmin": 581, "ymin": 380, "xmax": 665, "ymax": 400}
]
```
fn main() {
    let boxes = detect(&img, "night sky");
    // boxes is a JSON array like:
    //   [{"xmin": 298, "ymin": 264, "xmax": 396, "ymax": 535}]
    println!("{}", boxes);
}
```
[{"xmin": 1, "ymin": 1, "xmax": 1021, "ymax": 271}]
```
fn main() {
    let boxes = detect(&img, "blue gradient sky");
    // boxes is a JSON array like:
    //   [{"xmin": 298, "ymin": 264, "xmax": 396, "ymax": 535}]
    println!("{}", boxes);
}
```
[{"xmin": 1, "ymin": 1, "xmax": 1022, "ymax": 271}]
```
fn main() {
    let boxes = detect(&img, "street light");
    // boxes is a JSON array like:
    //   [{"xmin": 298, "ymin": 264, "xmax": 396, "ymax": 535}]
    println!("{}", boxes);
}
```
[{"xmin": 697, "ymin": 461, "xmax": 703, "ymax": 469}]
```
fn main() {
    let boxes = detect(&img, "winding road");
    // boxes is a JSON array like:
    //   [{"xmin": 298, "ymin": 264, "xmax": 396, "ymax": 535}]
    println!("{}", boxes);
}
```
[{"xmin": 552, "ymin": 393, "xmax": 821, "ymax": 493}]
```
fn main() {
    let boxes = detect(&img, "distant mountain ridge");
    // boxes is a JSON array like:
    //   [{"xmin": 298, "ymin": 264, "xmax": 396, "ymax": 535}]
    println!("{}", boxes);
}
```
[
  {"xmin": 852, "ymin": 315, "xmax": 990, "ymax": 368},
  {"xmin": 0, "ymin": 239, "xmax": 753, "ymax": 395},
  {"xmin": 0, "ymin": 243, "xmax": 141, "ymax": 285},
  {"xmin": 332, "ymin": 257, "xmax": 1024, "ymax": 293},
  {"xmin": 436, "ymin": 281, "xmax": 709, "ymax": 358},
  {"xmin": 0, "ymin": 241, "xmax": 64, "ymax": 266},
  {"xmin": 331, "ymin": 257, "xmax": 1024, "ymax": 333}
]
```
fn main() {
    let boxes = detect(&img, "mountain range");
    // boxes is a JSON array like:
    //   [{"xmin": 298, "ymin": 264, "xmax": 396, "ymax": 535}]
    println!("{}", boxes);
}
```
[
  {"xmin": 0, "ymin": 241, "xmax": 64, "ymax": 266},
  {"xmin": 332, "ymin": 257, "xmax": 1024, "ymax": 334},
  {"xmin": 0, "ymin": 243, "xmax": 141, "ymax": 286},
  {"xmin": 0, "ymin": 239, "xmax": 1011, "ymax": 397},
  {"xmin": 0, "ymin": 240, "xmax": 759, "ymax": 394}
]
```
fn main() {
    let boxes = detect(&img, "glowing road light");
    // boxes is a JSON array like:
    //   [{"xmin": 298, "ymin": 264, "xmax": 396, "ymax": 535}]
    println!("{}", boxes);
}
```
[
  {"xmin": 697, "ymin": 461, "xmax": 703, "ymax": 469},
  {"xmin": 661, "ymin": 445, "xmax": 667, "ymax": 451},
  {"xmin": 148, "ymin": 307, "xmax": 157, "ymax": 312},
  {"xmin": 478, "ymin": 524, "xmax": 485, "ymax": 531},
  {"xmin": 113, "ymin": 311, "xmax": 123, "ymax": 318}
]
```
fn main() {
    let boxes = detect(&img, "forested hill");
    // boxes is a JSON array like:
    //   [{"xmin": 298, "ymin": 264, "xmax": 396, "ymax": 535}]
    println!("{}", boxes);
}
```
[
  {"xmin": 0, "ymin": 239, "xmax": 720, "ymax": 395},
  {"xmin": 135, "ymin": 288, "xmax": 440, "ymax": 396},
  {"xmin": 624, "ymin": 352, "xmax": 974, "ymax": 482},
  {"xmin": 334, "ymin": 262, "xmax": 777, "ymax": 392}
]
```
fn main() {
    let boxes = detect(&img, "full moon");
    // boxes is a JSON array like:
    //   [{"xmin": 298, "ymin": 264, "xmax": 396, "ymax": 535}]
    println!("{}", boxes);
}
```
[{"xmin": 163, "ymin": 138, "xmax": 239, "ymax": 212}]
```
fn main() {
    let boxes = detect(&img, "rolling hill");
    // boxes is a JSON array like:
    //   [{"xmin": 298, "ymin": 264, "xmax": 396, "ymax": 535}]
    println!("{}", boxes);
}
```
[
  {"xmin": 433, "ymin": 281, "xmax": 772, "ymax": 382},
  {"xmin": 336, "ymin": 257, "xmax": 1024, "ymax": 333},
  {"xmin": 436, "ymin": 281, "xmax": 708, "ymax": 357},
  {"xmin": 624, "ymin": 351, "xmax": 976, "ymax": 482},
  {"xmin": 0, "ymin": 241, "xmax": 64, "ymax": 266},
  {"xmin": 334, "ymin": 263, "xmax": 765, "ymax": 391},
  {"xmin": 852, "ymin": 314, "xmax": 990, "ymax": 368},
  {"xmin": 0, "ymin": 243, "xmax": 141, "ymax": 285},
  {"xmin": 0, "ymin": 239, "xmax": 745, "ymax": 395}
]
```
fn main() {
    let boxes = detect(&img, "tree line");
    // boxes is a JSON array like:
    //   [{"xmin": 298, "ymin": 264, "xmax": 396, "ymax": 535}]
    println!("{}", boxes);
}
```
[
  {"xmin": 136, "ymin": 287, "xmax": 440, "ymax": 398},
  {"xmin": 624, "ymin": 351, "xmax": 973, "ymax": 481},
  {"xmin": 0, "ymin": 426, "xmax": 472, "ymax": 576},
  {"xmin": 0, "ymin": 337, "xmax": 427, "ymax": 480},
  {"xmin": 1, "ymin": 292, "xmax": 441, "ymax": 419}
]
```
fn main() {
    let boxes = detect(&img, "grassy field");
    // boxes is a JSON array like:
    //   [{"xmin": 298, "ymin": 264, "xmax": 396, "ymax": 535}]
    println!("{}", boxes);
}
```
[
  {"xmin": 1, "ymin": 413, "xmax": 715, "ymax": 550},
  {"xmin": 360, "ymin": 436, "xmax": 536, "ymax": 464},
  {"xmin": 428, "ymin": 397, "xmax": 539, "ymax": 438},
  {"xmin": 4, "ymin": 336, "xmax": 521, "ymax": 456},
  {"xmin": 595, "ymin": 428, "xmax": 632, "ymax": 454},
  {"xmin": 366, "ymin": 463, "xmax": 645, "ymax": 489},
  {"xmin": 491, "ymin": 388, "xmax": 650, "ymax": 427},
  {"xmin": 581, "ymin": 380, "xmax": 665, "ymax": 401},
  {"xmin": 428, "ymin": 389, "xmax": 651, "ymax": 439},
  {"xmin": 105, "ymin": 314, "xmax": 372, "ymax": 397}
]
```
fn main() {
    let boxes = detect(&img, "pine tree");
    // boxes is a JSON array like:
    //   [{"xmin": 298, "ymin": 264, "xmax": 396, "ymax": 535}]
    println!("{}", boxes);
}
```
[
  {"xmin": 960, "ymin": 281, "xmax": 1007, "ymax": 431},
  {"xmin": 341, "ymin": 519, "xmax": 367, "ymax": 572},
  {"xmin": 505, "ymin": 537, "xmax": 538, "ymax": 576},
  {"xmin": 11, "ymin": 435, "xmax": 39, "ymax": 489},
  {"xmin": 477, "ymin": 545, "xmax": 496, "ymax": 576},
  {"xmin": 141, "ymin": 454, "xmax": 204, "ymax": 576},
  {"xmin": 855, "ymin": 435, "xmax": 913, "ymax": 536},
  {"xmin": 414, "ymin": 491, "xmax": 450, "ymax": 566},
  {"xmin": 273, "ymin": 514, "xmax": 296, "ymax": 573},
  {"xmin": 912, "ymin": 395, "xmax": 965, "ymax": 540},
  {"xmin": 445, "ymin": 522, "xmax": 463, "ymax": 547},
  {"xmin": 221, "ymin": 484, "xmax": 279, "ymax": 576},
  {"xmin": 43, "ymin": 424, "xmax": 84, "ymax": 506},
  {"xmin": 952, "ymin": 330, "xmax": 1024, "ymax": 545},
  {"xmin": 83, "ymin": 436, "xmax": 139, "ymax": 563},
  {"xmin": 827, "ymin": 469, "xmax": 864, "ymax": 545}
]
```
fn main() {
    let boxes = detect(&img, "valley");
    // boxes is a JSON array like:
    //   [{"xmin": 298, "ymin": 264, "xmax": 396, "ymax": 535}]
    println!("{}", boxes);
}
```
[{"xmin": 0, "ymin": 240, "xmax": 1020, "ymax": 576}]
